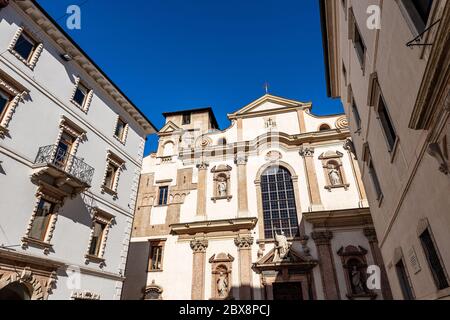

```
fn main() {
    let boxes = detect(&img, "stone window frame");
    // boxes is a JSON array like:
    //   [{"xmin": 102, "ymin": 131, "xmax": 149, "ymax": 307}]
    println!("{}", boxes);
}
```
[
  {"xmin": 362, "ymin": 143, "xmax": 384, "ymax": 206},
  {"xmin": 84, "ymin": 208, "xmax": 114, "ymax": 267},
  {"xmin": 211, "ymin": 165, "xmax": 233, "ymax": 202},
  {"xmin": 55, "ymin": 116, "xmax": 87, "ymax": 169},
  {"xmin": 348, "ymin": 7, "xmax": 366, "ymax": 73},
  {"xmin": 113, "ymin": 115, "xmax": 129, "ymax": 145},
  {"xmin": 393, "ymin": 247, "xmax": 416, "ymax": 300},
  {"xmin": 209, "ymin": 253, "xmax": 234, "ymax": 300},
  {"xmin": 147, "ymin": 239, "xmax": 166, "ymax": 272},
  {"xmin": 255, "ymin": 161, "xmax": 303, "ymax": 241},
  {"xmin": 71, "ymin": 290, "xmax": 101, "ymax": 300},
  {"xmin": 319, "ymin": 151, "xmax": 350, "ymax": 191},
  {"xmin": 0, "ymin": 72, "xmax": 27, "ymax": 138},
  {"xmin": 337, "ymin": 245, "xmax": 377, "ymax": 300},
  {"xmin": 8, "ymin": 27, "xmax": 44, "ymax": 70},
  {"xmin": 22, "ymin": 186, "xmax": 65, "ymax": 255},
  {"xmin": 416, "ymin": 218, "xmax": 450, "ymax": 291},
  {"xmin": 101, "ymin": 151, "xmax": 125, "ymax": 199},
  {"xmin": 70, "ymin": 77, "xmax": 94, "ymax": 113}
]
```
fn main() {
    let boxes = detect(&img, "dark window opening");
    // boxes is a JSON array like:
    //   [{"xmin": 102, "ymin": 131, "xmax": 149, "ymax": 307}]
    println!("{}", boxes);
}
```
[
  {"xmin": 0, "ymin": 90, "xmax": 10, "ymax": 117},
  {"xmin": 29, "ymin": 199, "xmax": 55, "ymax": 241},
  {"xmin": 377, "ymin": 94, "xmax": 397, "ymax": 152},
  {"xmin": 396, "ymin": 259, "xmax": 415, "ymax": 300},
  {"xmin": 149, "ymin": 244, "xmax": 163, "ymax": 271},
  {"xmin": 88, "ymin": 221, "xmax": 107, "ymax": 256},
  {"xmin": 73, "ymin": 83, "xmax": 89, "ymax": 107},
  {"xmin": 420, "ymin": 229, "xmax": 449, "ymax": 290},
  {"xmin": 352, "ymin": 101, "xmax": 361, "ymax": 130},
  {"xmin": 182, "ymin": 113, "xmax": 191, "ymax": 125},
  {"xmin": 158, "ymin": 186, "xmax": 169, "ymax": 206},
  {"xmin": 13, "ymin": 32, "xmax": 36, "ymax": 62},
  {"xmin": 319, "ymin": 124, "xmax": 331, "ymax": 131},
  {"xmin": 353, "ymin": 23, "xmax": 366, "ymax": 68}
]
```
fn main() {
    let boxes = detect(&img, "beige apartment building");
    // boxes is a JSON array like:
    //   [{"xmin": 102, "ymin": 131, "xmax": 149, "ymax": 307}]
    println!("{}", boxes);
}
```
[{"xmin": 320, "ymin": 0, "xmax": 450, "ymax": 299}]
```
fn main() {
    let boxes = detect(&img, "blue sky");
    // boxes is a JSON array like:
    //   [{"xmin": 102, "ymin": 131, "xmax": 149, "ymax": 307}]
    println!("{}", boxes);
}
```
[{"xmin": 36, "ymin": 0, "xmax": 343, "ymax": 155}]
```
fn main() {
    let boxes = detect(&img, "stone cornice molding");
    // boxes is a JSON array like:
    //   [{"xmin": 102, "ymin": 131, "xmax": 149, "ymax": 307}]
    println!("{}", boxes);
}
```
[
  {"xmin": 363, "ymin": 227, "xmax": 378, "ymax": 243},
  {"xmin": 304, "ymin": 208, "xmax": 372, "ymax": 229},
  {"xmin": 170, "ymin": 217, "xmax": 258, "ymax": 236}
]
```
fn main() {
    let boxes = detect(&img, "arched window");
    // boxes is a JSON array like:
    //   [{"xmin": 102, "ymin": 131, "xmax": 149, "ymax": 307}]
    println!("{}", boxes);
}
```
[
  {"xmin": 162, "ymin": 141, "xmax": 174, "ymax": 157},
  {"xmin": 319, "ymin": 124, "xmax": 331, "ymax": 131},
  {"xmin": 260, "ymin": 166, "xmax": 299, "ymax": 239}
]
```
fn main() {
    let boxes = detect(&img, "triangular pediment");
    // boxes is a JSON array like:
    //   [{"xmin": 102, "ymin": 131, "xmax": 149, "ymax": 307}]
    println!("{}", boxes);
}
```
[
  {"xmin": 228, "ymin": 94, "xmax": 311, "ymax": 118},
  {"xmin": 158, "ymin": 121, "xmax": 181, "ymax": 135},
  {"xmin": 255, "ymin": 246, "xmax": 317, "ymax": 267}
]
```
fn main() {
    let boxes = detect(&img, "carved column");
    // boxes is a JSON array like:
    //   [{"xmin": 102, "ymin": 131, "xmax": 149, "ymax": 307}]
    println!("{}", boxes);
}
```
[
  {"xmin": 300, "ymin": 146, "xmax": 323, "ymax": 211},
  {"xmin": 234, "ymin": 236, "xmax": 254, "ymax": 300},
  {"xmin": 311, "ymin": 231, "xmax": 340, "ymax": 300},
  {"xmin": 196, "ymin": 162, "xmax": 209, "ymax": 216},
  {"xmin": 235, "ymin": 156, "xmax": 249, "ymax": 217},
  {"xmin": 190, "ymin": 239, "xmax": 208, "ymax": 300},
  {"xmin": 364, "ymin": 228, "xmax": 393, "ymax": 300}
]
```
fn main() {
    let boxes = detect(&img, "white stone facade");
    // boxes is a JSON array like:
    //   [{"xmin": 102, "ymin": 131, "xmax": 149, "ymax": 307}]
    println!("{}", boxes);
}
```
[
  {"xmin": 123, "ymin": 94, "xmax": 392, "ymax": 300},
  {"xmin": 0, "ymin": 1, "xmax": 155, "ymax": 300}
]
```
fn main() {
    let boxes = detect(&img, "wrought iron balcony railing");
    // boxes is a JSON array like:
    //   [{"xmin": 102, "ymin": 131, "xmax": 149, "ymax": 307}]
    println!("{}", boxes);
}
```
[{"xmin": 34, "ymin": 145, "xmax": 95, "ymax": 186}]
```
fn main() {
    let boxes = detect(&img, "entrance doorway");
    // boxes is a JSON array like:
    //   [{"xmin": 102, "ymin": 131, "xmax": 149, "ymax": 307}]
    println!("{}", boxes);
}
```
[
  {"xmin": 272, "ymin": 282, "xmax": 303, "ymax": 300},
  {"xmin": 0, "ymin": 282, "xmax": 32, "ymax": 300}
]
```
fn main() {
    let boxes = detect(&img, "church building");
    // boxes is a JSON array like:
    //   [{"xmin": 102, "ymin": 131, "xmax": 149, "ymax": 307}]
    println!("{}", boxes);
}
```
[{"xmin": 122, "ymin": 94, "xmax": 392, "ymax": 300}]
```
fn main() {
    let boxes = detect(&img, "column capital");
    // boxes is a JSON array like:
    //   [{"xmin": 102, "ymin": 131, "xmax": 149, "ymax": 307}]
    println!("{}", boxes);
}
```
[
  {"xmin": 311, "ymin": 231, "xmax": 333, "ymax": 245},
  {"xmin": 235, "ymin": 155, "xmax": 248, "ymax": 166},
  {"xmin": 196, "ymin": 162, "xmax": 209, "ymax": 170},
  {"xmin": 363, "ymin": 227, "xmax": 378, "ymax": 243},
  {"xmin": 190, "ymin": 239, "xmax": 208, "ymax": 253},
  {"xmin": 299, "ymin": 146, "xmax": 315, "ymax": 158},
  {"xmin": 234, "ymin": 236, "xmax": 254, "ymax": 249}
]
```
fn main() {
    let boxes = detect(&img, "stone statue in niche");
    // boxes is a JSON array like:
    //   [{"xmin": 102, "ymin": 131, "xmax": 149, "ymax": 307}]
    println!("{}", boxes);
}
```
[
  {"xmin": 273, "ymin": 232, "xmax": 291, "ymax": 262},
  {"xmin": 329, "ymin": 167, "xmax": 342, "ymax": 186},
  {"xmin": 350, "ymin": 266, "xmax": 366, "ymax": 294},
  {"xmin": 217, "ymin": 272, "xmax": 229, "ymax": 298},
  {"xmin": 217, "ymin": 177, "xmax": 227, "ymax": 197}
]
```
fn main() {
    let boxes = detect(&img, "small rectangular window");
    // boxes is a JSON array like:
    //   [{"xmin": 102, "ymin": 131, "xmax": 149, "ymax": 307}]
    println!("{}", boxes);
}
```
[
  {"xmin": 400, "ymin": 0, "xmax": 434, "ymax": 33},
  {"xmin": 396, "ymin": 259, "xmax": 415, "ymax": 300},
  {"xmin": 368, "ymin": 159, "xmax": 383, "ymax": 200},
  {"xmin": 158, "ymin": 186, "xmax": 169, "ymax": 206},
  {"xmin": 73, "ymin": 82, "xmax": 89, "ymax": 107},
  {"xmin": 353, "ymin": 22, "xmax": 366, "ymax": 68},
  {"xmin": 13, "ymin": 32, "xmax": 36, "ymax": 62},
  {"xmin": 352, "ymin": 100, "xmax": 361, "ymax": 130},
  {"xmin": 149, "ymin": 244, "xmax": 163, "ymax": 271},
  {"xmin": 88, "ymin": 221, "xmax": 107, "ymax": 257},
  {"xmin": 29, "ymin": 199, "xmax": 55, "ymax": 241},
  {"xmin": 420, "ymin": 229, "xmax": 449, "ymax": 290},
  {"xmin": 182, "ymin": 113, "xmax": 191, "ymax": 125},
  {"xmin": 115, "ymin": 118, "xmax": 127, "ymax": 141},
  {"xmin": 0, "ymin": 90, "xmax": 10, "ymax": 119},
  {"xmin": 104, "ymin": 163, "xmax": 118, "ymax": 190},
  {"xmin": 377, "ymin": 94, "xmax": 397, "ymax": 152}
]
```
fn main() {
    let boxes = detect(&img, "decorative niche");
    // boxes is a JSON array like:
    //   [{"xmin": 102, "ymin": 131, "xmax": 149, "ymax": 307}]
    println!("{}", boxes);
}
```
[
  {"xmin": 319, "ymin": 151, "xmax": 350, "ymax": 191},
  {"xmin": 209, "ymin": 253, "xmax": 234, "ymax": 300},
  {"xmin": 211, "ymin": 165, "xmax": 232, "ymax": 202},
  {"xmin": 337, "ymin": 245, "xmax": 377, "ymax": 300}
]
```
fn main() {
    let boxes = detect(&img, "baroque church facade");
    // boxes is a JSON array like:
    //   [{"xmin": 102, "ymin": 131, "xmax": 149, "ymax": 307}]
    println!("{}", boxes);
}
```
[{"xmin": 122, "ymin": 94, "xmax": 392, "ymax": 300}]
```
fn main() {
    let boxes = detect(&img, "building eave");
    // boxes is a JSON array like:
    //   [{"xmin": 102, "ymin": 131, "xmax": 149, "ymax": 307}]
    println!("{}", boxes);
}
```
[{"xmin": 15, "ymin": 0, "xmax": 158, "ymax": 135}]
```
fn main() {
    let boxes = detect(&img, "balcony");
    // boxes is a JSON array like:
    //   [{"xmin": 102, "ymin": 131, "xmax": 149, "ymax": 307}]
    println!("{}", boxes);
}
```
[{"xmin": 31, "ymin": 145, "xmax": 94, "ymax": 196}]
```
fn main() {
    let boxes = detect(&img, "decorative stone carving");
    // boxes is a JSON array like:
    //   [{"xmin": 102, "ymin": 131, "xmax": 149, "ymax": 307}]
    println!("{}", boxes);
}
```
[
  {"xmin": 209, "ymin": 253, "xmax": 234, "ymax": 300},
  {"xmin": 143, "ymin": 280, "xmax": 163, "ymax": 300},
  {"xmin": 71, "ymin": 290, "xmax": 101, "ymax": 300},
  {"xmin": 190, "ymin": 239, "xmax": 208, "ymax": 253},
  {"xmin": 264, "ymin": 117, "xmax": 277, "ymax": 130},
  {"xmin": 311, "ymin": 231, "xmax": 333, "ymax": 245},
  {"xmin": 211, "ymin": 165, "xmax": 232, "ymax": 202},
  {"xmin": 265, "ymin": 150, "xmax": 282, "ymax": 163},
  {"xmin": 234, "ymin": 236, "xmax": 254, "ymax": 249},
  {"xmin": 273, "ymin": 232, "xmax": 291, "ymax": 262},
  {"xmin": 0, "ymin": 74, "xmax": 27, "ymax": 137},
  {"xmin": 427, "ymin": 142, "xmax": 449, "ymax": 175},
  {"xmin": 196, "ymin": 162, "xmax": 209, "ymax": 170},
  {"xmin": 335, "ymin": 116, "xmax": 349, "ymax": 129},
  {"xmin": 299, "ymin": 146, "xmax": 315, "ymax": 158},
  {"xmin": 319, "ymin": 151, "xmax": 350, "ymax": 191},
  {"xmin": 363, "ymin": 228, "xmax": 378, "ymax": 243}
]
